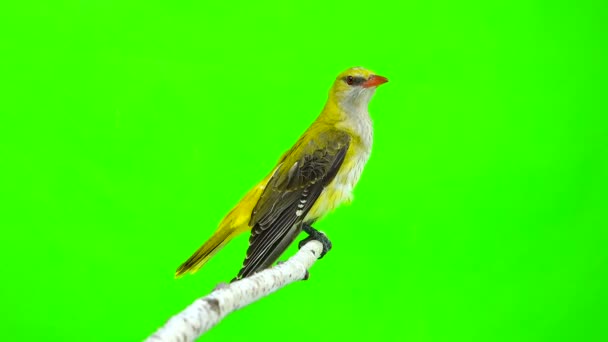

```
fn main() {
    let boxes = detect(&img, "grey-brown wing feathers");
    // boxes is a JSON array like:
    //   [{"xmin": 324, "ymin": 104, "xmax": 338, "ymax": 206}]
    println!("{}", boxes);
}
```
[{"xmin": 235, "ymin": 130, "xmax": 350, "ymax": 280}]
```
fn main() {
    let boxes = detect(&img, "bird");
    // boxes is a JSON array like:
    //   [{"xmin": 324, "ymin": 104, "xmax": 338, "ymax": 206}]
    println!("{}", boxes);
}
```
[{"xmin": 176, "ymin": 66, "xmax": 388, "ymax": 280}]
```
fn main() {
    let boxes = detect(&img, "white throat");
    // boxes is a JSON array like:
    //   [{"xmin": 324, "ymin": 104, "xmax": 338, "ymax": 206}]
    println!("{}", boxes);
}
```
[
  {"xmin": 337, "ymin": 88, "xmax": 375, "ymax": 149},
  {"xmin": 340, "ymin": 87, "xmax": 376, "ymax": 115}
]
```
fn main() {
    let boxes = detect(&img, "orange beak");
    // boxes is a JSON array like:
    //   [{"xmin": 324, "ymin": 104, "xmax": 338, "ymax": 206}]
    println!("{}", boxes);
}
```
[{"xmin": 362, "ymin": 75, "xmax": 389, "ymax": 88}]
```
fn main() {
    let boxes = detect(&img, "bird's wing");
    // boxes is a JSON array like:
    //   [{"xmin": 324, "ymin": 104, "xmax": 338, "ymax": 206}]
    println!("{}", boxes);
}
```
[{"xmin": 236, "ymin": 129, "xmax": 350, "ymax": 279}]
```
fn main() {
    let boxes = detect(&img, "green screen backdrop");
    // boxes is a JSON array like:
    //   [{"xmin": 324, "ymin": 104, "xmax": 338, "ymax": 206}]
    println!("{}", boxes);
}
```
[{"xmin": 1, "ymin": 1, "xmax": 606, "ymax": 341}]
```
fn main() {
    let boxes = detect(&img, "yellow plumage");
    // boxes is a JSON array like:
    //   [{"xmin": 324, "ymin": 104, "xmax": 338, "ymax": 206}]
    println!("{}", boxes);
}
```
[{"xmin": 176, "ymin": 67, "xmax": 387, "ymax": 278}]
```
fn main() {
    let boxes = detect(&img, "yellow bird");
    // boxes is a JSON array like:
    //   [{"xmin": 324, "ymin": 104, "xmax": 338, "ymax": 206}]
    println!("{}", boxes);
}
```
[{"xmin": 176, "ymin": 67, "xmax": 388, "ymax": 280}]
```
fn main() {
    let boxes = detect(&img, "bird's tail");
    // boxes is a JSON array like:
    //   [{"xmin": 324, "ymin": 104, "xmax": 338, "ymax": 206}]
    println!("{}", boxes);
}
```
[
  {"xmin": 175, "ymin": 224, "xmax": 236, "ymax": 277},
  {"xmin": 175, "ymin": 179, "xmax": 270, "ymax": 278}
]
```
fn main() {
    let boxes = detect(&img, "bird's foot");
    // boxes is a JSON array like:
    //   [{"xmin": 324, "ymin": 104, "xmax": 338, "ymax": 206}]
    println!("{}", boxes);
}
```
[{"xmin": 298, "ymin": 224, "xmax": 332, "ymax": 259}]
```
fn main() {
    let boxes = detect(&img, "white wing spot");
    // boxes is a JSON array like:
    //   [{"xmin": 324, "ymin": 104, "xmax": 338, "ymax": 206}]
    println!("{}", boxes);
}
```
[
  {"xmin": 300, "ymin": 199, "xmax": 306, "ymax": 204},
  {"xmin": 297, "ymin": 204, "xmax": 304, "ymax": 208},
  {"xmin": 296, "ymin": 210, "xmax": 303, "ymax": 216}
]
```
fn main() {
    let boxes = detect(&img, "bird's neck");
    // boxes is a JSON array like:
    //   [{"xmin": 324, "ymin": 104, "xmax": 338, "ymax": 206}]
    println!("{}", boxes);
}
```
[{"xmin": 316, "ymin": 94, "xmax": 374, "ymax": 149}]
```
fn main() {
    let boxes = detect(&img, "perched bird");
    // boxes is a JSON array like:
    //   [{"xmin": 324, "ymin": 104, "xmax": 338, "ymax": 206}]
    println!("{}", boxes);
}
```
[{"xmin": 176, "ymin": 67, "xmax": 388, "ymax": 280}]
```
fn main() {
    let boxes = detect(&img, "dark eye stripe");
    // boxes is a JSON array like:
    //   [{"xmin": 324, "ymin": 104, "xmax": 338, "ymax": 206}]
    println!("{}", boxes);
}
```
[{"xmin": 343, "ymin": 76, "xmax": 366, "ymax": 86}]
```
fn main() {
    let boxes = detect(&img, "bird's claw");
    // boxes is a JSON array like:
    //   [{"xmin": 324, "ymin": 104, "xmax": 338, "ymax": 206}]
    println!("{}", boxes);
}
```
[{"xmin": 298, "ymin": 229, "xmax": 332, "ymax": 259}]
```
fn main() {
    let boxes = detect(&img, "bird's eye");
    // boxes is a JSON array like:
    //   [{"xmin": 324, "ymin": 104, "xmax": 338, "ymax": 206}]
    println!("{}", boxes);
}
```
[{"xmin": 346, "ymin": 76, "xmax": 354, "ymax": 85}]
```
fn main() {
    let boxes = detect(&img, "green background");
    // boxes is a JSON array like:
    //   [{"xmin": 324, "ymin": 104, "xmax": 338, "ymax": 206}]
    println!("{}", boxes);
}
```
[{"xmin": 1, "ymin": 0, "xmax": 606, "ymax": 341}]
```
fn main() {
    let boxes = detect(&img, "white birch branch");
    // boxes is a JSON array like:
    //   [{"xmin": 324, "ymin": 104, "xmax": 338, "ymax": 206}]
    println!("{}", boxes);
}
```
[{"xmin": 145, "ymin": 240, "xmax": 324, "ymax": 342}]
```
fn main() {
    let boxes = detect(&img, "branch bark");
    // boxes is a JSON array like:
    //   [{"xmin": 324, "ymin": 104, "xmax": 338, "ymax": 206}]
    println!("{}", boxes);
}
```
[{"xmin": 145, "ymin": 240, "xmax": 324, "ymax": 342}]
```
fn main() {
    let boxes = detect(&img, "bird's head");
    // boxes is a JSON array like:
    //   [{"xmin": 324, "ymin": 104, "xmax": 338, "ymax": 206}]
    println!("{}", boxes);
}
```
[{"xmin": 328, "ymin": 67, "xmax": 388, "ymax": 113}]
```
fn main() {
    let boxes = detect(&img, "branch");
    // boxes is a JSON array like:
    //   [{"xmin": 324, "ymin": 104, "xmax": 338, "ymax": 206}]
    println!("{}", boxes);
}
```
[{"xmin": 145, "ymin": 240, "xmax": 324, "ymax": 342}]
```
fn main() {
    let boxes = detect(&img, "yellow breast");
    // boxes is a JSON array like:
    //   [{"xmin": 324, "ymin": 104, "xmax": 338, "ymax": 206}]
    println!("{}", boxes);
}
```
[{"xmin": 305, "ymin": 140, "xmax": 371, "ymax": 222}]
